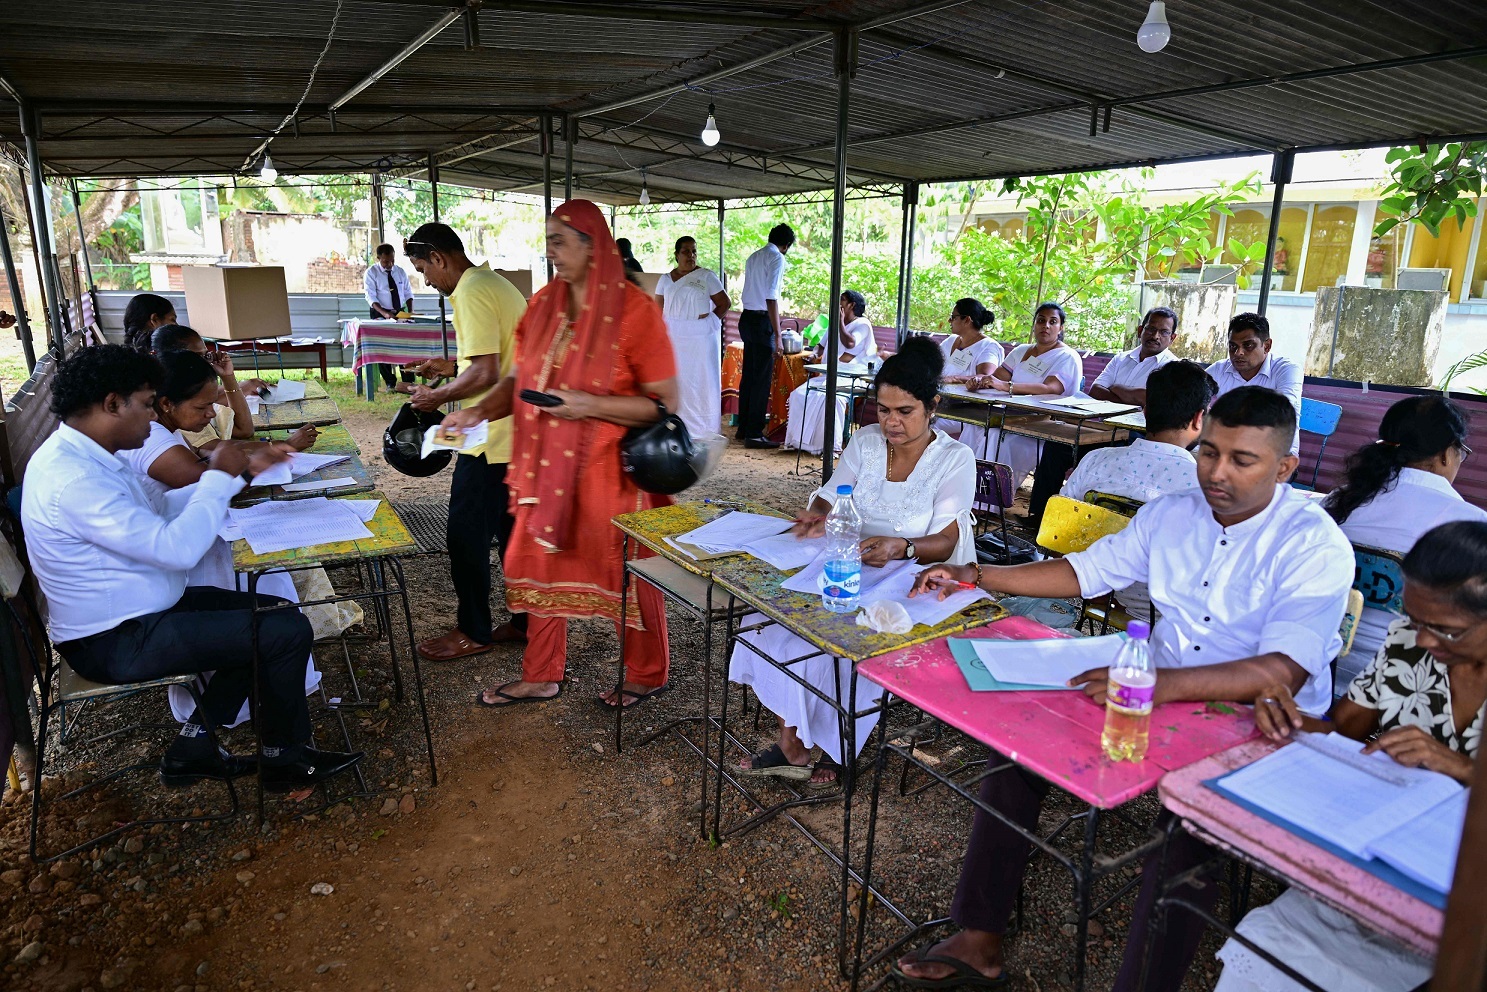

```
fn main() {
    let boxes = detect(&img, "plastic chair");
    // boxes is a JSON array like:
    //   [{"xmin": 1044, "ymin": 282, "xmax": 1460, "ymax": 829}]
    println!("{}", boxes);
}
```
[
  {"xmin": 1083, "ymin": 490, "xmax": 1145, "ymax": 518},
  {"xmin": 1036, "ymin": 496, "xmax": 1134, "ymax": 634},
  {"xmin": 1352, "ymin": 544, "xmax": 1405, "ymax": 614},
  {"xmin": 972, "ymin": 460, "xmax": 1036, "ymax": 564},
  {"xmin": 1294, "ymin": 398, "xmax": 1343, "ymax": 491},
  {"xmin": 1079, "ymin": 485, "xmax": 1147, "ymax": 631}
]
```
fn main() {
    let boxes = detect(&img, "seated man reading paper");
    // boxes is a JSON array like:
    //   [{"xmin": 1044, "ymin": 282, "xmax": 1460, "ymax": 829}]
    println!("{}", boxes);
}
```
[
  {"xmin": 901, "ymin": 385, "xmax": 1353, "ymax": 992},
  {"xmin": 21, "ymin": 346, "xmax": 362, "ymax": 792}
]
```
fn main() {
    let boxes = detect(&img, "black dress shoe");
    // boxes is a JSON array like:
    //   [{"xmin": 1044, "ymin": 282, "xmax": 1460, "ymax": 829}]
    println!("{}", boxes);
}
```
[
  {"xmin": 743, "ymin": 437, "xmax": 780, "ymax": 449},
  {"xmin": 159, "ymin": 750, "xmax": 258, "ymax": 787},
  {"xmin": 260, "ymin": 748, "xmax": 364, "ymax": 793}
]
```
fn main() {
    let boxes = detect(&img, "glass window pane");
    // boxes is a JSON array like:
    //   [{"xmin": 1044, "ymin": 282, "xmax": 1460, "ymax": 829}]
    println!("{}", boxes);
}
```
[{"xmin": 1301, "ymin": 203, "xmax": 1357, "ymax": 293}]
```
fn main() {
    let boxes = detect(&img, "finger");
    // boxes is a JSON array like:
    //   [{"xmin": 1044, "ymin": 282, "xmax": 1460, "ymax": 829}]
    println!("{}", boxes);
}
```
[
  {"xmin": 1067, "ymin": 668, "xmax": 1101, "ymax": 687},
  {"xmin": 1277, "ymin": 692, "xmax": 1304, "ymax": 729}
]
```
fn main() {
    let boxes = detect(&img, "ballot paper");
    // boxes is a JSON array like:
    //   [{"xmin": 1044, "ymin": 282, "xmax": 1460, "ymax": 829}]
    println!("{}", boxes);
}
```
[
  {"xmin": 1042, "ymin": 395, "xmax": 1138, "ymax": 417},
  {"xmin": 780, "ymin": 555, "xmax": 913, "ymax": 597},
  {"xmin": 969, "ymin": 633, "xmax": 1126, "ymax": 687},
  {"xmin": 261, "ymin": 379, "xmax": 307, "ymax": 404},
  {"xmin": 227, "ymin": 498, "xmax": 373, "ymax": 555},
  {"xmin": 1217, "ymin": 733, "xmax": 1465, "ymax": 859},
  {"xmin": 248, "ymin": 452, "xmax": 352, "ymax": 488},
  {"xmin": 338, "ymin": 499, "xmax": 383, "ymax": 523},
  {"xmin": 672, "ymin": 511, "xmax": 792, "ymax": 556},
  {"xmin": 281, "ymin": 476, "xmax": 357, "ymax": 493},
  {"xmin": 743, "ymin": 531, "xmax": 827, "ymax": 571},
  {"xmin": 865, "ymin": 566, "xmax": 994, "ymax": 628},
  {"xmin": 422, "ymin": 421, "xmax": 488, "ymax": 458},
  {"xmin": 1365, "ymin": 788, "xmax": 1469, "ymax": 894}
]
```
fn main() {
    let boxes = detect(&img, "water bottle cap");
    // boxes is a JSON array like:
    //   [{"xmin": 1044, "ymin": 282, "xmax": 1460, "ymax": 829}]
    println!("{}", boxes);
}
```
[
  {"xmin": 836, "ymin": 485, "xmax": 853, "ymax": 495},
  {"xmin": 1126, "ymin": 620, "xmax": 1151, "ymax": 640}
]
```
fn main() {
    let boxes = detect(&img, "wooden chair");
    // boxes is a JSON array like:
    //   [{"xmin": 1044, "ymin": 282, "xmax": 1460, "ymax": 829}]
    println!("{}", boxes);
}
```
[
  {"xmin": 1036, "ymin": 496, "xmax": 1133, "ymax": 633},
  {"xmin": 1294, "ymin": 398, "xmax": 1343, "ymax": 491}
]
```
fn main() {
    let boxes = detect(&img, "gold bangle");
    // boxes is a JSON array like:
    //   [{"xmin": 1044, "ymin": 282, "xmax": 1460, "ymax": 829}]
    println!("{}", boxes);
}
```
[
  {"xmin": 225, "ymin": 387, "xmax": 241, "ymax": 394},
  {"xmin": 972, "ymin": 561, "xmax": 984, "ymax": 587}
]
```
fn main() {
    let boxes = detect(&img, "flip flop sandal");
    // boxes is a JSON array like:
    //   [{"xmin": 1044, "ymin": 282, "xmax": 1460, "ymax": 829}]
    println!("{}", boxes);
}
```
[
  {"xmin": 475, "ymin": 682, "xmax": 562, "ymax": 708},
  {"xmin": 597, "ymin": 684, "xmax": 672, "ymax": 709},
  {"xmin": 738, "ymin": 743, "xmax": 812, "ymax": 781},
  {"xmin": 890, "ymin": 947, "xmax": 1009, "ymax": 989},
  {"xmin": 807, "ymin": 755, "xmax": 847, "ymax": 789}
]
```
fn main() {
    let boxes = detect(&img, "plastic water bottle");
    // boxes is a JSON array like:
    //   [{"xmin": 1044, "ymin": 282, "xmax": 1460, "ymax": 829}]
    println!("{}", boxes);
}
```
[
  {"xmin": 1102, "ymin": 620, "xmax": 1155, "ymax": 762},
  {"xmin": 818, "ymin": 485, "xmax": 862, "ymax": 613}
]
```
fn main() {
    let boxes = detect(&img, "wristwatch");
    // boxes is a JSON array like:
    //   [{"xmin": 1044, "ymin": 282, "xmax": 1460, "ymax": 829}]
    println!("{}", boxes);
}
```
[{"xmin": 903, "ymin": 540, "xmax": 916, "ymax": 560}]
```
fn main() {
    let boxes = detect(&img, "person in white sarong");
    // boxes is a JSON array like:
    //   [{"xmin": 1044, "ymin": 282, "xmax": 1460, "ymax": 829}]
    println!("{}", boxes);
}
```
[
  {"xmin": 934, "ymin": 296, "xmax": 1004, "ymax": 439},
  {"xmin": 732, "ymin": 337, "xmax": 976, "ymax": 784},
  {"xmin": 118, "ymin": 351, "xmax": 324, "ymax": 727},
  {"xmin": 784, "ymin": 290, "xmax": 878, "ymax": 456},
  {"xmin": 958, "ymin": 302, "xmax": 1082, "ymax": 504},
  {"xmin": 653, "ymin": 236, "xmax": 730, "ymax": 438}
]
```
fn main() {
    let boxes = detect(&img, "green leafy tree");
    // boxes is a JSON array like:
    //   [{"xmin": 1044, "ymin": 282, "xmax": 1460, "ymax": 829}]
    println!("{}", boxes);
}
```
[{"xmin": 1375, "ymin": 142, "xmax": 1487, "ymax": 238}]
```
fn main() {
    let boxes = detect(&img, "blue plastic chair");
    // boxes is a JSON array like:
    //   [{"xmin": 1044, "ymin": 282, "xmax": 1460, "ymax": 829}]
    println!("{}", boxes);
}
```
[
  {"xmin": 1353, "ymin": 544, "xmax": 1405, "ymax": 615},
  {"xmin": 1294, "ymin": 398, "xmax": 1343, "ymax": 490}
]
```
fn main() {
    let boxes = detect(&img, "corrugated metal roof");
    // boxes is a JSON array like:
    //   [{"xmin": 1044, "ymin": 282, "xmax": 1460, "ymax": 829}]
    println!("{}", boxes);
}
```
[{"xmin": 1, "ymin": 0, "xmax": 1485, "ymax": 201}]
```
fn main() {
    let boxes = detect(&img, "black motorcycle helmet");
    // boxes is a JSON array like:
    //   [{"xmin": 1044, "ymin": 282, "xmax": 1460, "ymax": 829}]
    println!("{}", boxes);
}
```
[
  {"xmin": 620, "ymin": 405, "xmax": 698, "ymax": 495},
  {"xmin": 383, "ymin": 402, "xmax": 452, "ymax": 477}
]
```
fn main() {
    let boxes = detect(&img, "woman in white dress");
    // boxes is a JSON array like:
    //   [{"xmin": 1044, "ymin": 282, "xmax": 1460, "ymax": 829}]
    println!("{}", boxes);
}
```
[
  {"xmin": 732, "ymin": 337, "xmax": 977, "ymax": 784},
  {"xmin": 958, "ymin": 302, "xmax": 1082, "ymax": 503},
  {"xmin": 785, "ymin": 290, "xmax": 878, "ymax": 456},
  {"xmin": 118, "ymin": 351, "xmax": 322, "ymax": 726},
  {"xmin": 934, "ymin": 297, "xmax": 1004, "ymax": 439},
  {"xmin": 653, "ymin": 236, "xmax": 730, "ymax": 438},
  {"xmin": 1323, "ymin": 395, "xmax": 1486, "ymax": 687}
]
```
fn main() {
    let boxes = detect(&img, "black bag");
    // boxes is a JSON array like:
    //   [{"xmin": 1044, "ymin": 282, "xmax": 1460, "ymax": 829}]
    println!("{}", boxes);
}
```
[
  {"xmin": 382, "ymin": 402, "xmax": 453, "ymax": 478},
  {"xmin": 621, "ymin": 400, "xmax": 698, "ymax": 495}
]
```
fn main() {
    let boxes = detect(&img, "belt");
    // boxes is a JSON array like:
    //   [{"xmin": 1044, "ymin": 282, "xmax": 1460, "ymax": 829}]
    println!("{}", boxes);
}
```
[{"xmin": 742, "ymin": 308, "xmax": 767, "ymax": 314}]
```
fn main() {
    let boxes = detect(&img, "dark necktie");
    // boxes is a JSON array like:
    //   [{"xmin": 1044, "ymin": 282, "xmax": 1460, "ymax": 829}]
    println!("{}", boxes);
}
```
[{"xmin": 386, "ymin": 268, "xmax": 400, "ymax": 313}]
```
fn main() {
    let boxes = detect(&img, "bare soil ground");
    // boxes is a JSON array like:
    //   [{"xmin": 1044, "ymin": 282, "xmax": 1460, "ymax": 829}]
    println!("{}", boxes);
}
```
[{"xmin": 0, "ymin": 384, "xmax": 1249, "ymax": 992}]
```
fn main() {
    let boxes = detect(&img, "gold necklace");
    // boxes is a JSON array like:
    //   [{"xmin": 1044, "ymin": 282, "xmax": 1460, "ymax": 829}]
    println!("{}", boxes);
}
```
[{"xmin": 887, "ymin": 441, "xmax": 894, "ymax": 480}]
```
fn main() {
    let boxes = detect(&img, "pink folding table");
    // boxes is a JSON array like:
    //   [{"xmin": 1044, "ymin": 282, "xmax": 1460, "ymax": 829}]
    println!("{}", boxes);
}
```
[{"xmin": 851, "ymin": 618, "xmax": 1257, "ymax": 992}]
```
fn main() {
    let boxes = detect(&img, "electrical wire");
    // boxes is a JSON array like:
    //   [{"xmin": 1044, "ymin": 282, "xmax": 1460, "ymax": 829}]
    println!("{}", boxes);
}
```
[{"xmin": 238, "ymin": 0, "xmax": 347, "ymax": 173}]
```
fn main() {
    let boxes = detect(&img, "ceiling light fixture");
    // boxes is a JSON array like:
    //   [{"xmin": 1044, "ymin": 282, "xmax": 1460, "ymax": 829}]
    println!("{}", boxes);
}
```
[
  {"xmin": 1137, "ymin": 2, "xmax": 1171, "ymax": 53},
  {"xmin": 259, "ymin": 152, "xmax": 278, "ymax": 182},
  {"xmin": 638, "ymin": 170, "xmax": 651, "ymax": 206},
  {"xmin": 701, "ymin": 103, "xmax": 721, "ymax": 147}
]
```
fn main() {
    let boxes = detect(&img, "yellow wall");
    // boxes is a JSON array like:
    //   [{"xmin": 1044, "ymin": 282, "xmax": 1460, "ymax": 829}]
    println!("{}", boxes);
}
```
[{"xmin": 1408, "ymin": 215, "xmax": 1476, "ymax": 299}]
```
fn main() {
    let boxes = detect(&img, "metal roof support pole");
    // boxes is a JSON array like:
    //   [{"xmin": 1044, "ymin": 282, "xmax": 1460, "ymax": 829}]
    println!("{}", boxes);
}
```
[
  {"xmin": 717, "ymin": 199, "xmax": 726, "ymax": 292},
  {"xmin": 372, "ymin": 172, "xmax": 386, "ymax": 246},
  {"xmin": 67, "ymin": 178, "xmax": 95, "ymax": 293},
  {"xmin": 429, "ymin": 152, "xmax": 450, "ymax": 361},
  {"xmin": 1257, "ymin": 149, "xmax": 1294, "ymax": 317},
  {"xmin": 895, "ymin": 181, "xmax": 919, "ymax": 345},
  {"xmin": 821, "ymin": 28, "xmax": 857, "ymax": 483},
  {"xmin": 0, "ymin": 203, "xmax": 37, "ymax": 371},
  {"xmin": 563, "ymin": 115, "xmax": 574, "ymax": 203},
  {"xmin": 541, "ymin": 113, "xmax": 553, "ymax": 280},
  {"xmin": 20, "ymin": 107, "xmax": 66, "ymax": 356}
]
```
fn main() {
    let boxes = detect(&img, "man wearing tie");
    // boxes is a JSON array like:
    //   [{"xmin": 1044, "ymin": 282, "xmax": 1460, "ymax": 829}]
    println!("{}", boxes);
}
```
[{"xmin": 364, "ymin": 243, "xmax": 416, "ymax": 390}]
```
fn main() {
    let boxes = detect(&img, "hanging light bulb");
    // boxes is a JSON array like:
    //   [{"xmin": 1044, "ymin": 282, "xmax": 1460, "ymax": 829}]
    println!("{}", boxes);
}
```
[
  {"xmin": 638, "ymin": 170, "xmax": 651, "ymax": 206},
  {"xmin": 700, "ymin": 102, "xmax": 721, "ymax": 147},
  {"xmin": 1136, "ymin": 1, "xmax": 1171, "ymax": 53},
  {"xmin": 259, "ymin": 151, "xmax": 278, "ymax": 183}
]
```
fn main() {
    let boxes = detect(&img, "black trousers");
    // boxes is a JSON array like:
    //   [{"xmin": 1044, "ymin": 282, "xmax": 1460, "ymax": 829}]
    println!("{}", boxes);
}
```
[
  {"xmin": 1026, "ymin": 442, "xmax": 1075, "ymax": 523},
  {"xmin": 60, "ymin": 587, "xmax": 314, "ymax": 751},
  {"xmin": 736, "ymin": 310, "xmax": 774, "ymax": 440},
  {"xmin": 371, "ymin": 308, "xmax": 416, "ymax": 388},
  {"xmin": 950, "ymin": 753, "xmax": 1218, "ymax": 992},
  {"xmin": 447, "ymin": 453, "xmax": 525, "ymax": 642}
]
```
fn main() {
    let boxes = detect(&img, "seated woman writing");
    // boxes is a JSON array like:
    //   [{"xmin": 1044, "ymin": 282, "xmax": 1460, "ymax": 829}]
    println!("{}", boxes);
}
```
[
  {"xmin": 118, "ymin": 351, "xmax": 323, "ymax": 726},
  {"xmin": 1217, "ymin": 519, "xmax": 1487, "ymax": 992},
  {"xmin": 732, "ymin": 336, "xmax": 976, "ymax": 784},
  {"xmin": 784, "ymin": 289, "xmax": 878, "ymax": 456}
]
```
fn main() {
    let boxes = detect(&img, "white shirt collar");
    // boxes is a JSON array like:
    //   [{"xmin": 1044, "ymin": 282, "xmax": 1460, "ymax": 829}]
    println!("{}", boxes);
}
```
[
  {"xmin": 1397, "ymin": 466, "xmax": 1464, "ymax": 499},
  {"xmin": 1128, "ymin": 436, "xmax": 1195, "ymax": 460},
  {"xmin": 56, "ymin": 423, "xmax": 129, "ymax": 474}
]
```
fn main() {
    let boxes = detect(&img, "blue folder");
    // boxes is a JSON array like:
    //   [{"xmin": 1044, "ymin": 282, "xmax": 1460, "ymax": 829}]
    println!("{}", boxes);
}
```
[{"xmin": 947, "ymin": 637, "xmax": 1074, "ymax": 693}]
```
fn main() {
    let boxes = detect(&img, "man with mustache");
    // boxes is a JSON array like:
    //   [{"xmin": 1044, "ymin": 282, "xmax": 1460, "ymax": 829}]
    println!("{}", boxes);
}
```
[{"xmin": 897, "ymin": 385, "xmax": 1353, "ymax": 992}]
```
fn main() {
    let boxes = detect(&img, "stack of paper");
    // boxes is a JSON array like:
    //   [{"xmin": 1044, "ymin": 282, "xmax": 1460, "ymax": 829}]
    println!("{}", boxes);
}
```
[
  {"xmin": 261, "ymin": 380, "xmax": 307, "ymax": 404},
  {"xmin": 665, "ymin": 511, "xmax": 791, "ymax": 560},
  {"xmin": 1216, "ymin": 733, "xmax": 1468, "ymax": 893},
  {"xmin": 225, "ymin": 497, "xmax": 374, "ymax": 555},
  {"xmin": 968, "ymin": 634, "xmax": 1125, "ymax": 686},
  {"xmin": 743, "ymin": 531, "xmax": 827, "ymax": 571},
  {"xmin": 777, "ymin": 557, "xmax": 993, "ymax": 629},
  {"xmin": 780, "ymin": 555, "xmax": 913, "ymax": 596},
  {"xmin": 422, "ymin": 421, "xmax": 488, "ymax": 458},
  {"xmin": 1043, "ymin": 396, "xmax": 1138, "ymax": 417},
  {"xmin": 248, "ymin": 452, "xmax": 352, "ymax": 488}
]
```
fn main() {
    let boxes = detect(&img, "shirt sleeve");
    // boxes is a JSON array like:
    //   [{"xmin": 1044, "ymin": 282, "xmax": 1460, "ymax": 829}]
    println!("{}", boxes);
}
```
[
  {"xmin": 396, "ymin": 268, "xmax": 413, "ymax": 305},
  {"xmin": 999, "ymin": 344, "xmax": 1026, "ymax": 375},
  {"xmin": 654, "ymin": 274, "xmax": 669, "ymax": 298},
  {"xmin": 364, "ymin": 267, "xmax": 381, "ymax": 307},
  {"xmin": 703, "ymin": 269, "xmax": 725, "ymax": 296},
  {"xmin": 978, "ymin": 339, "xmax": 1004, "ymax": 370},
  {"xmin": 456, "ymin": 284, "xmax": 505, "ymax": 360},
  {"xmin": 1050, "ymin": 348, "xmax": 1082, "ymax": 395},
  {"xmin": 1254, "ymin": 528, "xmax": 1351, "ymax": 675},
  {"xmin": 1061, "ymin": 458, "xmax": 1091, "ymax": 501},
  {"xmin": 621, "ymin": 287, "xmax": 678, "ymax": 386},
  {"xmin": 1345, "ymin": 617, "xmax": 1413, "ymax": 709},
  {"xmin": 61, "ymin": 470, "xmax": 243, "ymax": 572},
  {"xmin": 766, "ymin": 254, "xmax": 786, "ymax": 300},
  {"xmin": 1090, "ymin": 354, "xmax": 1124, "ymax": 392},
  {"xmin": 1065, "ymin": 502, "xmax": 1157, "ymax": 597},
  {"xmin": 1274, "ymin": 358, "xmax": 1305, "ymax": 412}
]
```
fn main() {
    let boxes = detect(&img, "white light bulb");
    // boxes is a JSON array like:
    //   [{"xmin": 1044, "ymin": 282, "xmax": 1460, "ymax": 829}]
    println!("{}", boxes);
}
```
[
  {"xmin": 1137, "ymin": 1, "xmax": 1171, "ymax": 53},
  {"xmin": 701, "ymin": 103, "xmax": 720, "ymax": 147},
  {"xmin": 259, "ymin": 152, "xmax": 278, "ymax": 183},
  {"xmin": 638, "ymin": 183, "xmax": 651, "ymax": 206}
]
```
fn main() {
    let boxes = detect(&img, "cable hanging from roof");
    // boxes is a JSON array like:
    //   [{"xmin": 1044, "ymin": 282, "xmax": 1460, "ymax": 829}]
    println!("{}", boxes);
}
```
[{"xmin": 239, "ymin": 0, "xmax": 347, "ymax": 178}]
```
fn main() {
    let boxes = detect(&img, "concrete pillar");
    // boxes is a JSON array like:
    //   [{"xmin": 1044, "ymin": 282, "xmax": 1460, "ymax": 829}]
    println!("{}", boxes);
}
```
[{"xmin": 1307, "ymin": 285, "xmax": 1446, "ymax": 386}]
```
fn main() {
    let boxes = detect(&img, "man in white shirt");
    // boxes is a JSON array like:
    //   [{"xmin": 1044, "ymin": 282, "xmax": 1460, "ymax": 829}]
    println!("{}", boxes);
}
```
[
  {"xmin": 21, "ymin": 346, "xmax": 362, "ymax": 791},
  {"xmin": 899, "ymin": 385, "xmax": 1353, "ymax": 992},
  {"xmin": 364, "ymin": 243, "xmax": 416, "ymax": 390},
  {"xmin": 1061, "ymin": 360, "xmax": 1218, "ymax": 619},
  {"xmin": 1207, "ymin": 312, "xmax": 1304, "ymax": 454},
  {"xmin": 1087, "ymin": 306, "xmax": 1179, "ymax": 406},
  {"xmin": 736, "ymin": 223, "xmax": 794, "ymax": 448}
]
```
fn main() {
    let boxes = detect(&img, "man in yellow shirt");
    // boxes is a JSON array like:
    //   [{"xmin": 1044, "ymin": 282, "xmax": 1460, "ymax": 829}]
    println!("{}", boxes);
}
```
[{"xmin": 403, "ymin": 223, "xmax": 528, "ymax": 661}]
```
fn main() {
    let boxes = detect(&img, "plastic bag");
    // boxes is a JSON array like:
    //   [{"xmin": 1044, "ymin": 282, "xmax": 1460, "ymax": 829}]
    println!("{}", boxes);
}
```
[{"xmin": 855, "ymin": 599, "xmax": 912, "ymax": 634}]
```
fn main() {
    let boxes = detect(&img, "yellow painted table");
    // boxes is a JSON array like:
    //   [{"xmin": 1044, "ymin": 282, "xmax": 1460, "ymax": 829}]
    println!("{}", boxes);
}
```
[
  {"xmin": 257, "ymin": 423, "xmax": 359, "ymax": 454},
  {"xmin": 251, "ymin": 386, "xmax": 341, "ymax": 430}
]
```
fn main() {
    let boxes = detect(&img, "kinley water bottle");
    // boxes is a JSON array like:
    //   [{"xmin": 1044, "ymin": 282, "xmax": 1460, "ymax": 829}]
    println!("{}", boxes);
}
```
[
  {"xmin": 819, "ymin": 485, "xmax": 862, "ymax": 613},
  {"xmin": 1102, "ymin": 620, "xmax": 1155, "ymax": 761}
]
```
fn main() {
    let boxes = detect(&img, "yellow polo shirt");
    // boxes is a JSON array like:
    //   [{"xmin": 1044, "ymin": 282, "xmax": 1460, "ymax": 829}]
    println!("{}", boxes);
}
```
[{"xmin": 448, "ymin": 263, "xmax": 525, "ymax": 462}]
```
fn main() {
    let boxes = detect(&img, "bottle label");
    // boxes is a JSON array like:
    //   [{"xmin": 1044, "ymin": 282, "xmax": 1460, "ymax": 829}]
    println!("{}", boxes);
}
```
[
  {"xmin": 819, "ymin": 560, "xmax": 861, "ymax": 599},
  {"xmin": 1109, "ymin": 679, "xmax": 1155, "ymax": 713}
]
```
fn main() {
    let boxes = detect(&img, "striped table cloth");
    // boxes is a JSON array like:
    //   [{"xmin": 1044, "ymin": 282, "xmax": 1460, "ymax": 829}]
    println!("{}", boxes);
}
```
[{"xmin": 341, "ymin": 319, "xmax": 454, "ymax": 372}]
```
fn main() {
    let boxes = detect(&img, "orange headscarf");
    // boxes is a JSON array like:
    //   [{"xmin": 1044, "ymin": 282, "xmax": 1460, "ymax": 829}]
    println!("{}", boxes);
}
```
[{"xmin": 513, "ymin": 199, "xmax": 630, "ymax": 551}]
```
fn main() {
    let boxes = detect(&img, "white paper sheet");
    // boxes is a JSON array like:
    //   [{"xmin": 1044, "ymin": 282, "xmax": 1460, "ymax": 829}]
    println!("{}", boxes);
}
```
[
  {"xmin": 247, "ymin": 452, "xmax": 352, "ymax": 488},
  {"xmin": 1219, "ymin": 733, "xmax": 1465, "ymax": 858},
  {"xmin": 228, "ymin": 498, "xmax": 373, "ymax": 555},
  {"xmin": 338, "ymin": 499, "xmax": 383, "ymax": 523},
  {"xmin": 421, "ymin": 420, "xmax": 488, "ymax": 458},
  {"xmin": 1366, "ymin": 789, "xmax": 1469, "ymax": 894},
  {"xmin": 262, "ymin": 379, "xmax": 307, "ymax": 404},
  {"xmin": 969, "ymin": 634, "xmax": 1126, "ymax": 686},
  {"xmin": 743, "ymin": 532, "xmax": 828, "ymax": 571},
  {"xmin": 780, "ymin": 555, "xmax": 912, "ymax": 596},
  {"xmin": 868, "ymin": 566, "xmax": 994, "ymax": 627},
  {"xmin": 281, "ymin": 476, "xmax": 357, "ymax": 493},
  {"xmin": 1042, "ymin": 396, "xmax": 1139, "ymax": 417},
  {"xmin": 676, "ymin": 511, "xmax": 792, "ymax": 555},
  {"xmin": 246, "ymin": 395, "xmax": 261, "ymax": 415}
]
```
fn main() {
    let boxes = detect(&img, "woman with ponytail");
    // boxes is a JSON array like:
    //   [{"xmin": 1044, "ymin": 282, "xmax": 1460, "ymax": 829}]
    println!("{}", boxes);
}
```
[
  {"xmin": 1323, "ymin": 394, "xmax": 1486, "ymax": 684},
  {"xmin": 123, "ymin": 293, "xmax": 177, "ymax": 353}
]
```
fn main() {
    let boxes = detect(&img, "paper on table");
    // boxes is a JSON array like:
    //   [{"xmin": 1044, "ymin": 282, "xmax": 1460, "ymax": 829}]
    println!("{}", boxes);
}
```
[
  {"xmin": 246, "ymin": 395, "xmax": 262, "ymax": 415},
  {"xmin": 1218, "ymin": 733, "xmax": 1465, "ymax": 858},
  {"xmin": 744, "ymin": 531, "xmax": 827, "ymax": 571},
  {"xmin": 946, "ymin": 638, "xmax": 1068, "ymax": 692},
  {"xmin": 970, "ymin": 634, "xmax": 1125, "ymax": 686},
  {"xmin": 1366, "ymin": 788, "xmax": 1469, "ymax": 894},
  {"xmin": 780, "ymin": 555, "xmax": 912, "ymax": 596},
  {"xmin": 870, "ymin": 566, "xmax": 993, "ymax": 627},
  {"xmin": 422, "ymin": 421, "xmax": 488, "ymax": 458},
  {"xmin": 676, "ymin": 511, "xmax": 791, "ymax": 555},
  {"xmin": 229, "ymin": 498, "xmax": 373, "ymax": 555},
  {"xmin": 262, "ymin": 380, "xmax": 307, "ymax": 404},
  {"xmin": 282, "ymin": 476, "xmax": 357, "ymax": 493},
  {"xmin": 248, "ymin": 452, "xmax": 352, "ymax": 488},
  {"xmin": 338, "ymin": 499, "xmax": 383, "ymax": 523},
  {"xmin": 1043, "ymin": 396, "xmax": 1138, "ymax": 417}
]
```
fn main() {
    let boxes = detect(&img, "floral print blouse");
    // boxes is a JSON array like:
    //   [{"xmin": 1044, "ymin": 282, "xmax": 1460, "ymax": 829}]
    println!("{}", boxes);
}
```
[{"xmin": 1346, "ymin": 617, "xmax": 1483, "ymax": 758}]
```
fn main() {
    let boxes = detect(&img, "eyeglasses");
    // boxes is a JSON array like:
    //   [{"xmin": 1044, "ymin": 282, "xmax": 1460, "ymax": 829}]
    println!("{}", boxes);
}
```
[
  {"xmin": 1460, "ymin": 443, "xmax": 1473, "ymax": 463},
  {"xmin": 403, "ymin": 239, "xmax": 434, "ymax": 259},
  {"xmin": 1407, "ymin": 613, "xmax": 1482, "ymax": 644}
]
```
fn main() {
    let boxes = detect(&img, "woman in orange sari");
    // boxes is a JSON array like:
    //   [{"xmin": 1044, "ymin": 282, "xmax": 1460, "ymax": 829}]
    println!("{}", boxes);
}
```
[{"xmin": 441, "ymin": 200, "xmax": 679, "ymax": 707}]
